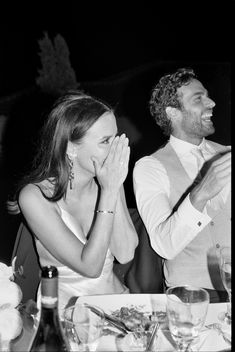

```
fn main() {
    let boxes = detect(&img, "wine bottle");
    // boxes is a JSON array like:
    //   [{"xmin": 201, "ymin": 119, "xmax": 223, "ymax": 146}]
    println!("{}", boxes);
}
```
[{"xmin": 29, "ymin": 265, "xmax": 69, "ymax": 351}]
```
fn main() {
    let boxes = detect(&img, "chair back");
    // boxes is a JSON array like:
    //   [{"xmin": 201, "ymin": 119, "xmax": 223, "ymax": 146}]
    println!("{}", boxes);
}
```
[
  {"xmin": 11, "ymin": 221, "xmax": 41, "ymax": 303},
  {"xmin": 125, "ymin": 208, "xmax": 165, "ymax": 293}
]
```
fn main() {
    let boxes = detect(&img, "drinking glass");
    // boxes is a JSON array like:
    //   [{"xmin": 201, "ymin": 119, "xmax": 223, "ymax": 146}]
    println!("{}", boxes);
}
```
[
  {"xmin": 219, "ymin": 246, "xmax": 231, "ymax": 324},
  {"xmin": 63, "ymin": 303, "xmax": 104, "ymax": 351},
  {"xmin": 166, "ymin": 285, "xmax": 209, "ymax": 352}
]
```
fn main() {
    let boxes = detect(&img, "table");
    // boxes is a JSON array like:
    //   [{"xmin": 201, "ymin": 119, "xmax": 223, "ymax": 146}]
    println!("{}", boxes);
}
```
[{"xmin": 11, "ymin": 294, "xmax": 231, "ymax": 351}]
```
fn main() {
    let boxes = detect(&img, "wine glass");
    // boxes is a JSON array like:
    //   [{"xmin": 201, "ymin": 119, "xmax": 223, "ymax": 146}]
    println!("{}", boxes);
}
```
[
  {"xmin": 166, "ymin": 285, "xmax": 209, "ymax": 352},
  {"xmin": 63, "ymin": 303, "xmax": 104, "ymax": 351},
  {"xmin": 219, "ymin": 246, "xmax": 231, "ymax": 324}
]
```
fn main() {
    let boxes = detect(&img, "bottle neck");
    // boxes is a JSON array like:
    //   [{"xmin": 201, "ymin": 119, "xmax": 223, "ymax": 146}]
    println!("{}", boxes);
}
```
[
  {"xmin": 41, "ymin": 276, "xmax": 58, "ymax": 310},
  {"xmin": 40, "ymin": 306, "xmax": 59, "ymax": 321}
]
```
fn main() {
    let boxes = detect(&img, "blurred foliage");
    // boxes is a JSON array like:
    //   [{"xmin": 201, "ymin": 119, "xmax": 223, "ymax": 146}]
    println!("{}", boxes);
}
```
[{"xmin": 36, "ymin": 32, "xmax": 80, "ymax": 96}]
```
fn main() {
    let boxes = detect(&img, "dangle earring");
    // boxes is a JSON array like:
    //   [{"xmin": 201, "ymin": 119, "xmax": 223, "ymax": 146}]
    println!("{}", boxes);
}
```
[{"xmin": 68, "ymin": 156, "xmax": 75, "ymax": 190}]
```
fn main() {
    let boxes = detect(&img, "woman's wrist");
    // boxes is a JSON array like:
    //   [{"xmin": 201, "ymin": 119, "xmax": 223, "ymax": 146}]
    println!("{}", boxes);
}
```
[
  {"xmin": 100, "ymin": 188, "xmax": 119, "ymax": 199},
  {"xmin": 98, "ymin": 190, "xmax": 118, "ymax": 214}
]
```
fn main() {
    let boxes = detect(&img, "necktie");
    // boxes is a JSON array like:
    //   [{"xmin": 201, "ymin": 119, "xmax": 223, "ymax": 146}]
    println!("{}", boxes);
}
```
[{"xmin": 191, "ymin": 148, "xmax": 205, "ymax": 176}]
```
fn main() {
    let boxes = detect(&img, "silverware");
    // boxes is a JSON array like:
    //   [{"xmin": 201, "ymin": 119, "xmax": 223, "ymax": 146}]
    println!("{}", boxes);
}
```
[
  {"xmin": 205, "ymin": 323, "xmax": 231, "ymax": 345},
  {"xmin": 85, "ymin": 304, "xmax": 133, "ymax": 335},
  {"xmin": 145, "ymin": 323, "xmax": 159, "ymax": 351}
]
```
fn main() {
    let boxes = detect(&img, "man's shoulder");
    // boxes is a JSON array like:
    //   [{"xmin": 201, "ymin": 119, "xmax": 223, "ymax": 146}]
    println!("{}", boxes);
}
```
[
  {"xmin": 150, "ymin": 141, "xmax": 175, "ymax": 161},
  {"xmin": 134, "ymin": 155, "xmax": 156, "ymax": 167},
  {"xmin": 134, "ymin": 154, "xmax": 165, "ymax": 171}
]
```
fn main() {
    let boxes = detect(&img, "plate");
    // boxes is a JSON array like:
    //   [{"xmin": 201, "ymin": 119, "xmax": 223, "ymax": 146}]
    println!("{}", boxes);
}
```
[
  {"xmin": 77, "ymin": 294, "xmax": 168, "ymax": 351},
  {"xmin": 77, "ymin": 293, "xmax": 167, "ymax": 315}
]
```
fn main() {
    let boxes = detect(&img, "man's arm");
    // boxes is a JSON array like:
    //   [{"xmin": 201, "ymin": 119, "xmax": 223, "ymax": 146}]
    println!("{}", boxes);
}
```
[{"xmin": 133, "ymin": 157, "xmax": 211, "ymax": 260}]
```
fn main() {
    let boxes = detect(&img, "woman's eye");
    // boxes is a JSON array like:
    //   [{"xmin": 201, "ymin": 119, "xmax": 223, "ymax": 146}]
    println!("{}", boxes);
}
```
[{"xmin": 102, "ymin": 139, "xmax": 110, "ymax": 144}]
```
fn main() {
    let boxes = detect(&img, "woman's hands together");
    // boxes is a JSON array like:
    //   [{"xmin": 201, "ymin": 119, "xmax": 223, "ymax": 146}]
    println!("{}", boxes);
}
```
[{"xmin": 92, "ymin": 134, "xmax": 130, "ymax": 193}]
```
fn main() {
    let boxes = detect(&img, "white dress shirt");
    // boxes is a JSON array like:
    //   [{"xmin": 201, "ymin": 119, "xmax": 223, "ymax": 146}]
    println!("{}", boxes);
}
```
[{"xmin": 133, "ymin": 135, "xmax": 230, "ymax": 260}]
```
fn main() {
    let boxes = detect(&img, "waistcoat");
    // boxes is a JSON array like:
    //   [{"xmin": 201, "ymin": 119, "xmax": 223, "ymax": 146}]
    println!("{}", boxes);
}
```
[{"xmin": 153, "ymin": 141, "xmax": 231, "ymax": 290}]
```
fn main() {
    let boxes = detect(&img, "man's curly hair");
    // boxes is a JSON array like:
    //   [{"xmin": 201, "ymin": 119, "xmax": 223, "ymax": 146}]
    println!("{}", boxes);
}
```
[{"xmin": 149, "ymin": 68, "xmax": 196, "ymax": 136}]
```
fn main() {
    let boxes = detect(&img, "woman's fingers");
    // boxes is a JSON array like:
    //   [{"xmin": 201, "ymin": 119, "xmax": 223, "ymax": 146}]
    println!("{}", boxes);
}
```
[
  {"xmin": 105, "ymin": 136, "xmax": 120, "ymax": 164},
  {"xmin": 105, "ymin": 134, "xmax": 129, "ymax": 165},
  {"xmin": 119, "ymin": 135, "xmax": 129, "ymax": 164},
  {"xmin": 113, "ymin": 134, "xmax": 129, "ymax": 164},
  {"xmin": 123, "ymin": 145, "xmax": 130, "ymax": 167},
  {"xmin": 95, "ymin": 134, "xmax": 130, "ymax": 191}
]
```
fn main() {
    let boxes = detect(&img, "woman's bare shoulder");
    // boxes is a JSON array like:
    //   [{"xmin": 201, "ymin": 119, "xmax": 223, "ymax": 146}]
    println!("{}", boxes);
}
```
[
  {"xmin": 21, "ymin": 180, "xmax": 53, "ymax": 196},
  {"xmin": 19, "ymin": 180, "xmax": 54, "ymax": 208},
  {"xmin": 19, "ymin": 183, "xmax": 42, "ymax": 206}
]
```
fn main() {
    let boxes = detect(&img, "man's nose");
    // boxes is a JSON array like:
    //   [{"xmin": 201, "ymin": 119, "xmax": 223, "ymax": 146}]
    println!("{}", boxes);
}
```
[{"xmin": 206, "ymin": 97, "xmax": 215, "ymax": 108}]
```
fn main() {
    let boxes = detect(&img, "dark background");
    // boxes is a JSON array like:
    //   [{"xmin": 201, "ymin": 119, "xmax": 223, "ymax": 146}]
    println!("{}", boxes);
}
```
[
  {"xmin": 0, "ymin": 5, "xmax": 233, "ymax": 96},
  {"xmin": 0, "ymin": 7, "xmax": 232, "ymax": 264}
]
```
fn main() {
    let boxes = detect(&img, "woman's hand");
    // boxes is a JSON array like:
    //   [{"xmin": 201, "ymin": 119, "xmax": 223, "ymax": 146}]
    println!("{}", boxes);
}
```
[{"xmin": 92, "ymin": 134, "xmax": 130, "ymax": 192}]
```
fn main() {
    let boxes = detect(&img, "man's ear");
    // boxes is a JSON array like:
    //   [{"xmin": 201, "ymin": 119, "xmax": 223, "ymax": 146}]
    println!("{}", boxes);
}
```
[
  {"xmin": 67, "ymin": 141, "xmax": 77, "ymax": 158},
  {"xmin": 165, "ymin": 107, "xmax": 180, "ymax": 121}
]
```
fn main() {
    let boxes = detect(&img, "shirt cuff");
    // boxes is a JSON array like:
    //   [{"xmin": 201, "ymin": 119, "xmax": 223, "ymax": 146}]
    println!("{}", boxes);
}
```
[{"xmin": 178, "ymin": 194, "xmax": 211, "ymax": 230}]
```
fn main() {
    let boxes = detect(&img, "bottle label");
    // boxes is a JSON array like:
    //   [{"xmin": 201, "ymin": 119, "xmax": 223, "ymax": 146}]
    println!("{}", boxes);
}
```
[{"xmin": 41, "ymin": 296, "xmax": 58, "ymax": 307}]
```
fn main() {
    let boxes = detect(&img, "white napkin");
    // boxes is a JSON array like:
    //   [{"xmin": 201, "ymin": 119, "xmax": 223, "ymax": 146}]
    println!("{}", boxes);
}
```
[{"xmin": 193, "ymin": 328, "xmax": 231, "ymax": 352}]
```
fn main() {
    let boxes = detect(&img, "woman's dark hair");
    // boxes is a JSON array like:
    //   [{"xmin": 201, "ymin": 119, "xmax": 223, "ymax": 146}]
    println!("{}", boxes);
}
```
[
  {"xmin": 17, "ymin": 91, "xmax": 113, "ymax": 202},
  {"xmin": 149, "ymin": 68, "xmax": 196, "ymax": 136}
]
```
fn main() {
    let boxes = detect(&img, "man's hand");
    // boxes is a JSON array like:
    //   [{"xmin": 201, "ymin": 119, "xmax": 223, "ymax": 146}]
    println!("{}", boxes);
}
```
[{"xmin": 190, "ymin": 148, "xmax": 231, "ymax": 211}]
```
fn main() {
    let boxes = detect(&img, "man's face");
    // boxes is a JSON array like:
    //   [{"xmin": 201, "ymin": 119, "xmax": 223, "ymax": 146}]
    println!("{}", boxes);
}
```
[{"xmin": 174, "ymin": 79, "xmax": 216, "ymax": 144}]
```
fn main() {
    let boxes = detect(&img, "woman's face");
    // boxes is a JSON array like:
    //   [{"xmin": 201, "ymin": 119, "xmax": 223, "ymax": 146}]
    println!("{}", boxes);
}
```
[{"xmin": 75, "ymin": 112, "xmax": 118, "ymax": 175}]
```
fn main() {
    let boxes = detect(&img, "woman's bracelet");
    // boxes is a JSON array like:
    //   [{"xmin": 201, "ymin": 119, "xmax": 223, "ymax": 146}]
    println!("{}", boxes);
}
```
[{"xmin": 96, "ymin": 210, "xmax": 115, "ymax": 214}]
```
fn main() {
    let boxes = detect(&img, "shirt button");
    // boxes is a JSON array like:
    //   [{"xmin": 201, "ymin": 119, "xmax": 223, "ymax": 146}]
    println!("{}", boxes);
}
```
[
  {"xmin": 216, "ymin": 243, "xmax": 220, "ymax": 249},
  {"xmin": 210, "ymin": 221, "xmax": 214, "ymax": 226}
]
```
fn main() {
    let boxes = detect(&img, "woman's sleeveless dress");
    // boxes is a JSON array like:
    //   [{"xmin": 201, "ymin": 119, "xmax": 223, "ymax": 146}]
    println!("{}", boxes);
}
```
[{"xmin": 35, "ymin": 204, "xmax": 129, "ymax": 312}]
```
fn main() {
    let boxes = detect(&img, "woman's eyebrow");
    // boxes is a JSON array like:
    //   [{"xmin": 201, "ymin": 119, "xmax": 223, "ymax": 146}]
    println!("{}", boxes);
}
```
[
  {"xmin": 99, "ymin": 131, "xmax": 118, "ymax": 141},
  {"xmin": 100, "ymin": 135, "xmax": 113, "ymax": 141}
]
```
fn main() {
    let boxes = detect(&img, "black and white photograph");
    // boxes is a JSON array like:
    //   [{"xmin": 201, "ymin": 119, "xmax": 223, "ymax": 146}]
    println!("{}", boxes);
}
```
[{"xmin": 0, "ymin": 7, "xmax": 231, "ymax": 351}]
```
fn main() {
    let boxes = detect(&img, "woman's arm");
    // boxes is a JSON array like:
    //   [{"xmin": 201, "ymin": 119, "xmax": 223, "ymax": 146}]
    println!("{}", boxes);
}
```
[
  {"xmin": 110, "ymin": 186, "xmax": 138, "ymax": 264},
  {"xmin": 19, "ymin": 184, "xmax": 118, "ymax": 278}
]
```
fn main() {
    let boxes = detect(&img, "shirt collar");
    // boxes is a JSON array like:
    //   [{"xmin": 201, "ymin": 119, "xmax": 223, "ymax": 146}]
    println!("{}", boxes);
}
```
[{"xmin": 169, "ymin": 135, "xmax": 215, "ymax": 157}]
